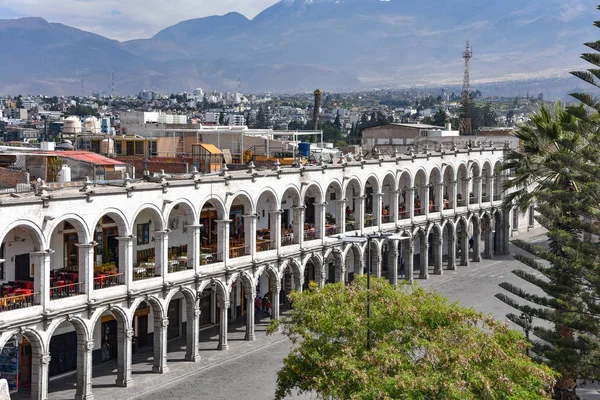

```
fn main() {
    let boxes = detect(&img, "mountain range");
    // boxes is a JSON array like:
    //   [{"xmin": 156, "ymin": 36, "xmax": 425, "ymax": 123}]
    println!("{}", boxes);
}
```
[{"xmin": 0, "ymin": 0, "xmax": 597, "ymax": 95}]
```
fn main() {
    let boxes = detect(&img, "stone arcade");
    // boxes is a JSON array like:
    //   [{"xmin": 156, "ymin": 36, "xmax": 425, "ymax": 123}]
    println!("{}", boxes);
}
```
[{"xmin": 0, "ymin": 143, "xmax": 529, "ymax": 399}]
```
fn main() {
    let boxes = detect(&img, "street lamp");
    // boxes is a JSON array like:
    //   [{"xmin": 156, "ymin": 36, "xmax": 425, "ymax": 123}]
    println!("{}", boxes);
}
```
[{"xmin": 339, "ymin": 232, "xmax": 395, "ymax": 350}]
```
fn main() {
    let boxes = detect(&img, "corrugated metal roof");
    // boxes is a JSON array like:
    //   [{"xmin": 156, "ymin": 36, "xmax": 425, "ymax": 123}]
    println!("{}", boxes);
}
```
[
  {"xmin": 44, "ymin": 151, "xmax": 126, "ymax": 166},
  {"xmin": 198, "ymin": 143, "xmax": 223, "ymax": 155}
]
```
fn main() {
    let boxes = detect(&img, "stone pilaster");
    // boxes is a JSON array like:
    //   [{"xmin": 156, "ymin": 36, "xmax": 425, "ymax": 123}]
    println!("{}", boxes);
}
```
[
  {"xmin": 434, "ymin": 237, "xmax": 443, "ymax": 275},
  {"xmin": 187, "ymin": 224, "xmax": 202, "ymax": 272},
  {"xmin": 243, "ymin": 214, "xmax": 257, "ymax": 259},
  {"xmin": 473, "ymin": 225, "xmax": 482, "ymax": 262},
  {"xmin": 31, "ymin": 250, "xmax": 52, "ymax": 309},
  {"xmin": 389, "ymin": 190, "xmax": 400, "ymax": 226},
  {"xmin": 270, "ymin": 210, "xmax": 283, "ymax": 255},
  {"xmin": 153, "ymin": 230, "xmax": 168, "ymax": 278},
  {"xmin": 75, "ymin": 340, "xmax": 94, "ymax": 400},
  {"xmin": 447, "ymin": 234, "xmax": 457, "ymax": 270},
  {"xmin": 293, "ymin": 206, "xmax": 305, "ymax": 247},
  {"xmin": 419, "ymin": 239, "xmax": 429, "ymax": 280},
  {"xmin": 335, "ymin": 199, "xmax": 346, "ymax": 234},
  {"xmin": 315, "ymin": 202, "xmax": 327, "ymax": 242},
  {"xmin": 215, "ymin": 219, "xmax": 232, "ymax": 266},
  {"xmin": 354, "ymin": 196, "xmax": 365, "ymax": 234},
  {"xmin": 474, "ymin": 176, "xmax": 483, "ymax": 205},
  {"xmin": 185, "ymin": 305, "xmax": 201, "ymax": 361},
  {"xmin": 270, "ymin": 282, "xmax": 281, "ymax": 320},
  {"xmin": 406, "ymin": 188, "xmax": 415, "ymax": 223},
  {"xmin": 388, "ymin": 239, "xmax": 399, "ymax": 286},
  {"xmin": 460, "ymin": 231, "xmax": 470, "ymax": 267},
  {"xmin": 218, "ymin": 300, "xmax": 230, "ymax": 350},
  {"xmin": 451, "ymin": 180, "xmax": 458, "ymax": 210},
  {"xmin": 116, "ymin": 236, "xmax": 134, "ymax": 287},
  {"xmin": 405, "ymin": 241, "xmax": 414, "ymax": 283},
  {"xmin": 31, "ymin": 352, "xmax": 51, "ymax": 400},
  {"xmin": 245, "ymin": 288, "xmax": 256, "ymax": 341},
  {"xmin": 152, "ymin": 317, "xmax": 169, "ymax": 373},
  {"xmin": 116, "ymin": 328, "xmax": 133, "ymax": 387},
  {"xmin": 435, "ymin": 183, "xmax": 444, "ymax": 213},
  {"xmin": 373, "ymin": 193, "xmax": 383, "ymax": 227}
]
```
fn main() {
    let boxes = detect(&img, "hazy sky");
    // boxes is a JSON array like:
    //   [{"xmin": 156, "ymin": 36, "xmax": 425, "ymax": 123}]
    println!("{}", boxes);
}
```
[{"xmin": 0, "ymin": 0, "xmax": 280, "ymax": 41}]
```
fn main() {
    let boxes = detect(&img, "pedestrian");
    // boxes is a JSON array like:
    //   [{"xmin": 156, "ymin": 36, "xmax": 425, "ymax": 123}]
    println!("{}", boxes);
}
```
[
  {"xmin": 255, "ymin": 296, "xmax": 261, "ymax": 316},
  {"xmin": 263, "ymin": 294, "xmax": 269, "ymax": 313},
  {"xmin": 265, "ymin": 298, "xmax": 271, "ymax": 317}
]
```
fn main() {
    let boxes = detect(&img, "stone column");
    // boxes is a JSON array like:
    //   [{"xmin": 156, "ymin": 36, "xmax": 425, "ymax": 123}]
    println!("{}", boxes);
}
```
[
  {"xmin": 447, "ymin": 234, "xmax": 457, "ymax": 270},
  {"xmin": 488, "ymin": 177, "xmax": 495, "ymax": 203},
  {"xmin": 388, "ymin": 239, "xmax": 399, "ymax": 287},
  {"xmin": 406, "ymin": 188, "xmax": 415, "ymax": 223},
  {"xmin": 270, "ymin": 210, "xmax": 282, "ymax": 255},
  {"xmin": 451, "ymin": 180, "xmax": 458, "ymax": 210},
  {"xmin": 116, "ymin": 236, "xmax": 134, "ymax": 287},
  {"xmin": 460, "ymin": 231, "xmax": 470, "ymax": 267},
  {"xmin": 243, "ymin": 214, "xmax": 257, "ymax": 259},
  {"xmin": 419, "ymin": 238, "xmax": 429, "ymax": 280},
  {"xmin": 270, "ymin": 282, "xmax": 281, "ymax": 320},
  {"xmin": 434, "ymin": 237, "xmax": 443, "ymax": 275},
  {"xmin": 373, "ymin": 193, "xmax": 383, "ymax": 227},
  {"xmin": 435, "ymin": 183, "xmax": 444, "ymax": 213},
  {"xmin": 216, "ymin": 219, "xmax": 231, "ymax": 265},
  {"xmin": 422, "ymin": 185, "xmax": 430, "ymax": 219},
  {"xmin": 484, "ymin": 224, "xmax": 494, "ymax": 259},
  {"xmin": 185, "ymin": 304, "xmax": 201, "ymax": 361},
  {"xmin": 389, "ymin": 190, "xmax": 399, "ymax": 226},
  {"xmin": 31, "ymin": 250, "xmax": 52, "ymax": 309},
  {"xmin": 153, "ymin": 230, "xmax": 168, "ymax": 277},
  {"xmin": 218, "ymin": 300, "xmax": 229, "ymax": 350},
  {"xmin": 293, "ymin": 206, "xmax": 305, "ymax": 247},
  {"xmin": 31, "ymin": 352, "xmax": 50, "ymax": 400},
  {"xmin": 75, "ymin": 339, "xmax": 94, "ymax": 400},
  {"xmin": 473, "ymin": 224, "xmax": 482, "ymax": 262},
  {"xmin": 187, "ymin": 224, "xmax": 202, "ymax": 272},
  {"xmin": 355, "ymin": 196, "xmax": 365, "ymax": 234},
  {"xmin": 315, "ymin": 202, "xmax": 327, "ymax": 241},
  {"xmin": 152, "ymin": 317, "xmax": 169, "ymax": 373},
  {"xmin": 245, "ymin": 288, "xmax": 256, "ymax": 341},
  {"xmin": 76, "ymin": 243, "xmax": 94, "ymax": 296},
  {"xmin": 335, "ymin": 199, "xmax": 346, "ymax": 234},
  {"xmin": 116, "ymin": 327, "xmax": 133, "ymax": 387},
  {"xmin": 474, "ymin": 176, "xmax": 483, "ymax": 205},
  {"xmin": 405, "ymin": 241, "xmax": 414, "ymax": 283}
]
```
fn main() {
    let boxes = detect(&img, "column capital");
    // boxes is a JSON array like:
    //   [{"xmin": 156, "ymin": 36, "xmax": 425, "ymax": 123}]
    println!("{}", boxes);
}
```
[
  {"xmin": 222, "ymin": 300, "xmax": 231, "ymax": 309},
  {"xmin": 116, "ymin": 236, "xmax": 135, "ymax": 242},
  {"xmin": 194, "ymin": 307, "xmax": 201, "ymax": 318},
  {"xmin": 161, "ymin": 317, "xmax": 170, "ymax": 328},
  {"xmin": 334, "ymin": 198, "xmax": 347, "ymax": 203},
  {"xmin": 269, "ymin": 210, "xmax": 284, "ymax": 215},
  {"xmin": 153, "ymin": 230, "xmax": 169, "ymax": 238},
  {"xmin": 372, "ymin": 193, "xmax": 383, "ymax": 198},
  {"xmin": 293, "ymin": 205, "xmax": 306, "ymax": 211},
  {"xmin": 243, "ymin": 214, "xmax": 257, "ymax": 220},
  {"xmin": 354, "ymin": 195, "xmax": 366, "ymax": 201},
  {"xmin": 215, "ymin": 219, "xmax": 233, "ymax": 224},
  {"xmin": 30, "ymin": 250, "xmax": 54, "ymax": 257},
  {"xmin": 83, "ymin": 340, "xmax": 95, "ymax": 351},
  {"xmin": 41, "ymin": 353, "xmax": 51, "ymax": 365},
  {"xmin": 473, "ymin": 176, "xmax": 482, "ymax": 181},
  {"xmin": 315, "ymin": 202, "xmax": 328, "ymax": 207},
  {"xmin": 187, "ymin": 224, "xmax": 203, "ymax": 229},
  {"xmin": 126, "ymin": 328, "xmax": 134, "ymax": 339}
]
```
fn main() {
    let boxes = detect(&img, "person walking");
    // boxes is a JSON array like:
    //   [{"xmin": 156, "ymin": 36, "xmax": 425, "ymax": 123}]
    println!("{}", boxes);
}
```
[{"xmin": 265, "ymin": 298, "xmax": 272, "ymax": 317}]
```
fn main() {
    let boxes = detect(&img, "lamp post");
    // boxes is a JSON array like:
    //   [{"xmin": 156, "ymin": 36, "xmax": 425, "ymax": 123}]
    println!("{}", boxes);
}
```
[{"xmin": 339, "ymin": 232, "xmax": 394, "ymax": 350}]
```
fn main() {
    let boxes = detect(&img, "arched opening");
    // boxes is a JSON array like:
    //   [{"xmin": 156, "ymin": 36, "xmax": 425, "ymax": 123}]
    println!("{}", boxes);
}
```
[
  {"xmin": 198, "ymin": 281, "xmax": 230, "ymax": 351},
  {"xmin": 493, "ymin": 161, "xmax": 503, "ymax": 202},
  {"xmin": 256, "ymin": 267, "xmax": 280, "ymax": 320},
  {"xmin": 165, "ymin": 203, "xmax": 195, "ymax": 273},
  {"xmin": 381, "ymin": 174, "xmax": 396, "ymax": 224},
  {"xmin": 344, "ymin": 245, "xmax": 361, "ymax": 283},
  {"xmin": 414, "ymin": 170, "xmax": 427, "ymax": 217},
  {"xmin": 256, "ymin": 190, "xmax": 278, "ymax": 253},
  {"xmin": 229, "ymin": 194, "xmax": 253, "ymax": 259},
  {"xmin": 281, "ymin": 187, "xmax": 301, "ymax": 246},
  {"xmin": 412, "ymin": 233, "xmax": 424, "ymax": 278},
  {"xmin": 325, "ymin": 250, "xmax": 344, "ymax": 284},
  {"xmin": 324, "ymin": 181, "xmax": 343, "ymax": 236},
  {"xmin": 398, "ymin": 171, "xmax": 412, "ymax": 220},
  {"xmin": 442, "ymin": 165, "xmax": 455, "ymax": 210},
  {"xmin": 0, "ymin": 225, "xmax": 43, "ymax": 310},
  {"xmin": 442, "ymin": 222, "xmax": 456, "ymax": 270},
  {"xmin": 89, "ymin": 308, "xmax": 129, "ymax": 389},
  {"xmin": 456, "ymin": 164, "xmax": 468, "ymax": 207},
  {"xmin": 129, "ymin": 298, "xmax": 169, "ymax": 373},
  {"xmin": 48, "ymin": 219, "xmax": 89, "ymax": 300},
  {"xmin": 481, "ymin": 213, "xmax": 494, "ymax": 259},
  {"xmin": 364, "ymin": 176, "xmax": 380, "ymax": 228},
  {"xmin": 344, "ymin": 179, "xmax": 361, "ymax": 232},
  {"xmin": 482, "ymin": 162, "xmax": 492, "ymax": 203},
  {"xmin": 303, "ymin": 256, "xmax": 321, "ymax": 289},
  {"xmin": 493, "ymin": 211, "xmax": 503, "ymax": 255},
  {"xmin": 92, "ymin": 213, "xmax": 126, "ymax": 288},
  {"xmin": 364, "ymin": 241, "xmax": 380, "ymax": 277},
  {"xmin": 199, "ymin": 200, "xmax": 225, "ymax": 265},
  {"xmin": 132, "ymin": 208, "xmax": 164, "ymax": 281},
  {"xmin": 0, "ymin": 331, "xmax": 43, "ymax": 397},
  {"xmin": 46, "ymin": 319, "xmax": 89, "ymax": 399},
  {"xmin": 281, "ymin": 262, "xmax": 301, "ymax": 310},
  {"xmin": 303, "ymin": 184, "xmax": 323, "ymax": 241},
  {"xmin": 164, "ymin": 290, "xmax": 197, "ymax": 362},
  {"xmin": 428, "ymin": 168, "xmax": 442, "ymax": 213},
  {"xmin": 469, "ymin": 216, "xmax": 482, "ymax": 262},
  {"xmin": 427, "ymin": 225, "xmax": 443, "ymax": 275},
  {"xmin": 456, "ymin": 218, "xmax": 469, "ymax": 266}
]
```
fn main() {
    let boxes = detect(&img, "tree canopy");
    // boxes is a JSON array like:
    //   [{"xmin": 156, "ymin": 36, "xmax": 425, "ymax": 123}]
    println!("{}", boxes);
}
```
[{"xmin": 270, "ymin": 277, "xmax": 556, "ymax": 400}]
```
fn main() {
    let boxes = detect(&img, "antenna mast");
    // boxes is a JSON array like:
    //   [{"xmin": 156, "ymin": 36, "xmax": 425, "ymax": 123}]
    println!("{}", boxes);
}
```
[{"xmin": 459, "ymin": 41, "xmax": 473, "ymax": 135}]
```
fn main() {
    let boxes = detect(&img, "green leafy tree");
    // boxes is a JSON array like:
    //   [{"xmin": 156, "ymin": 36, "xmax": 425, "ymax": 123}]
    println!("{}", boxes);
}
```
[
  {"xmin": 270, "ymin": 277, "xmax": 556, "ymax": 400},
  {"xmin": 482, "ymin": 102, "xmax": 497, "ymax": 127},
  {"xmin": 432, "ymin": 107, "xmax": 448, "ymax": 127}
]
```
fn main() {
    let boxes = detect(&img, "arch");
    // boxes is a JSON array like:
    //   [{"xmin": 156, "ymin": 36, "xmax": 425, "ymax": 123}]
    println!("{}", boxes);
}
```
[
  {"xmin": 302, "ymin": 253, "xmax": 323, "ymax": 288},
  {"xmin": 342, "ymin": 176, "xmax": 362, "ymax": 196},
  {"xmin": 164, "ymin": 286, "xmax": 196, "ymax": 307},
  {"xmin": 0, "ymin": 328, "xmax": 44, "ymax": 353},
  {"xmin": 128, "ymin": 295, "xmax": 165, "ymax": 322},
  {"xmin": 89, "ymin": 305, "xmax": 130, "ymax": 333},
  {"xmin": 493, "ymin": 160, "xmax": 503, "ymax": 177},
  {"xmin": 301, "ymin": 182, "xmax": 324, "ymax": 202},
  {"xmin": 197, "ymin": 278, "xmax": 229, "ymax": 298},
  {"xmin": 45, "ymin": 315, "xmax": 90, "ymax": 348},
  {"xmin": 131, "ymin": 203, "xmax": 166, "ymax": 233},
  {"xmin": 281, "ymin": 185, "xmax": 302, "ymax": 207},
  {"xmin": 324, "ymin": 247, "xmax": 344, "ymax": 284},
  {"xmin": 199, "ymin": 196, "xmax": 227, "ymax": 220},
  {"xmin": 428, "ymin": 166, "xmax": 442, "ymax": 185},
  {"xmin": 397, "ymin": 169, "xmax": 414, "ymax": 190},
  {"xmin": 441, "ymin": 163, "xmax": 456, "ymax": 183},
  {"xmin": 364, "ymin": 174, "xmax": 381, "ymax": 194},
  {"xmin": 256, "ymin": 187, "xmax": 280, "ymax": 210},
  {"xmin": 92, "ymin": 208, "xmax": 130, "ymax": 236},
  {"xmin": 46, "ymin": 214, "xmax": 90, "ymax": 244},
  {"xmin": 470, "ymin": 159, "xmax": 481, "ymax": 177},
  {"xmin": 227, "ymin": 191, "xmax": 255, "ymax": 214},
  {"xmin": 325, "ymin": 179, "xmax": 343, "ymax": 196},
  {"xmin": 0, "ymin": 220, "xmax": 45, "ymax": 250},
  {"xmin": 164, "ymin": 199, "xmax": 198, "ymax": 224}
]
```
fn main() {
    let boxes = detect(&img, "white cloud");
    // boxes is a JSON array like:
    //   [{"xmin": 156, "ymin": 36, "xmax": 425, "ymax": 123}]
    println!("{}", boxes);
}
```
[
  {"xmin": 1, "ymin": 0, "xmax": 280, "ymax": 40},
  {"xmin": 560, "ymin": 0, "xmax": 586, "ymax": 22}
]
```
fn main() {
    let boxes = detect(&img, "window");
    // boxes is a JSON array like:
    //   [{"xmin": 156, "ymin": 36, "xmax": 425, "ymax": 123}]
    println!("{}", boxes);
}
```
[
  {"xmin": 150, "ymin": 141, "xmax": 158, "ymax": 156},
  {"xmin": 529, "ymin": 206, "xmax": 535, "ymax": 226},
  {"xmin": 135, "ymin": 141, "xmax": 144, "ymax": 155},
  {"xmin": 512, "ymin": 208, "xmax": 519, "ymax": 230},
  {"xmin": 115, "ymin": 141, "xmax": 122, "ymax": 155},
  {"xmin": 91, "ymin": 140, "xmax": 100, "ymax": 153}
]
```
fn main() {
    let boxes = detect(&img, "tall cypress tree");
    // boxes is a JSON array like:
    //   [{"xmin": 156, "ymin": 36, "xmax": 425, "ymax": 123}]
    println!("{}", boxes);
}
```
[{"xmin": 496, "ymin": 7, "xmax": 600, "ymax": 398}]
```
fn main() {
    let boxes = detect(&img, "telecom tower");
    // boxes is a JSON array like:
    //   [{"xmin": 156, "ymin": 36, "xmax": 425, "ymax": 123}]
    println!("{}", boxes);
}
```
[{"xmin": 459, "ymin": 41, "xmax": 473, "ymax": 135}]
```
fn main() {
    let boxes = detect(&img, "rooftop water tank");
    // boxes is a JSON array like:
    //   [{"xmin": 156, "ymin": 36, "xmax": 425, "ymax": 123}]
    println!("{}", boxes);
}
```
[
  {"xmin": 57, "ymin": 164, "xmax": 71, "ymax": 183},
  {"xmin": 298, "ymin": 142, "xmax": 311, "ymax": 158}
]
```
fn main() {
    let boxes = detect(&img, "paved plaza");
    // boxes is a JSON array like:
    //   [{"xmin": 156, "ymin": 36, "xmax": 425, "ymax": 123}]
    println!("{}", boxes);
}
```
[{"xmin": 19, "ymin": 228, "xmax": 600, "ymax": 399}]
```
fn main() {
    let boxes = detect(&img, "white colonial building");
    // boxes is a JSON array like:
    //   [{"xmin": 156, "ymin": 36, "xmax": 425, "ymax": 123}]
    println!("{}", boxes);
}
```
[{"xmin": 0, "ymin": 141, "xmax": 534, "ymax": 399}]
